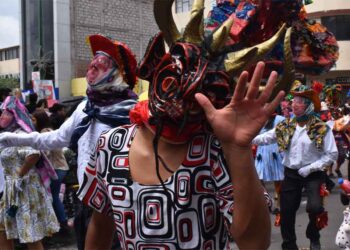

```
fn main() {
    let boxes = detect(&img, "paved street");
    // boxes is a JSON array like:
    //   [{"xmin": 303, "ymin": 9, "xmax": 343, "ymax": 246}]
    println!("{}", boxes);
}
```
[
  {"xmin": 231, "ymin": 176, "xmax": 345, "ymax": 250},
  {"xmin": 268, "ymin": 178, "xmax": 344, "ymax": 250},
  {"xmin": 34, "ymin": 163, "xmax": 349, "ymax": 250},
  {"xmin": 234, "ymin": 161, "xmax": 349, "ymax": 250}
]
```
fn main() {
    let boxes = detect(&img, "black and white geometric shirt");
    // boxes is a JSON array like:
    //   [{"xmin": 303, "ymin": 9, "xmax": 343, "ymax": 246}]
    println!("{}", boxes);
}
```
[{"xmin": 78, "ymin": 124, "xmax": 235, "ymax": 250}]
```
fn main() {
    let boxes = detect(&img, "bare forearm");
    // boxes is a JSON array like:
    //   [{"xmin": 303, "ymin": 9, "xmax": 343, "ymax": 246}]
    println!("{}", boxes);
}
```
[
  {"xmin": 222, "ymin": 143, "xmax": 271, "ymax": 249},
  {"xmin": 85, "ymin": 211, "xmax": 115, "ymax": 250},
  {"xmin": 18, "ymin": 154, "xmax": 40, "ymax": 177}
]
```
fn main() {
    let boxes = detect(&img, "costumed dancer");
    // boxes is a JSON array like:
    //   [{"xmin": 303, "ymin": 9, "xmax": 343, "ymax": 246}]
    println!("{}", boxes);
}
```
[
  {"xmin": 253, "ymin": 85, "xmax": 338, "ymax": 250},
  {"xmin": 336, "ymin": 207, "xmax": 350, "ymax": 250},
  {"xmin": 319, "ymin": 101, "xmax": 338, "ymax": 192},
  {"xmin": 76, "ymin": 0, "xmax": 305, "ymax": 248},
  {"xmin": 254, "ymin": 113, "xmax": 285, "ymax": 216},
  {"xmin": 281, "ymin": 98, "xmax": 293, "ymax": 119},
  {"xmin": 0, "ymin": 96, "xmax": 60, "ymax": 250},
  {"xmin": 312, "ymin": 82, "xmax": 338, "ymax": 193},
  {"xmin": 81, "ymin": 0, "xmax": 338, "ymax": 249},
  {"xmin": 324, "ymin": 85, "xmax": 350, "ymax": 178},
  {"xmin": 0, "ymin": 34, "xmax": 138, "ymax": 250},
  {"xmin": 336, "ymin": 176, "xmax": 350, "ymax": 249}
]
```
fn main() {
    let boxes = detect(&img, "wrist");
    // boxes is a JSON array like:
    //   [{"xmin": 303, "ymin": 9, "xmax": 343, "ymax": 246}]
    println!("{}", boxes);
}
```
[{"xmin": 221, "ymin": 142, "xmax": 253, "ymax": 163}]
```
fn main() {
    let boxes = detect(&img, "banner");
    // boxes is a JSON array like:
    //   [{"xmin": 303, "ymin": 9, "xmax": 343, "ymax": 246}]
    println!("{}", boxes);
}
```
[
  {"xmin": 31, "ymin": 71, "xmax": 40, "ymax": 81},
  {"xmin": 32, "ymin": 80, "xmax": 57, "ymax": 106}
]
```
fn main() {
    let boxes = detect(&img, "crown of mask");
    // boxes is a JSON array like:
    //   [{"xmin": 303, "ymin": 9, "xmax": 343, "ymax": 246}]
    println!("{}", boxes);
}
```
[{"xmin": 137, "ymin": 0, "xmax": 338, "ymax": 126}]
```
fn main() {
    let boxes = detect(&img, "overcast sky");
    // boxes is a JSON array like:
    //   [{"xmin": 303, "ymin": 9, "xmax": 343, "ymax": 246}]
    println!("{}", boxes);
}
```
[{"xmin": 0, "ymin": 0, "xmax": 20, "ymax": 48}]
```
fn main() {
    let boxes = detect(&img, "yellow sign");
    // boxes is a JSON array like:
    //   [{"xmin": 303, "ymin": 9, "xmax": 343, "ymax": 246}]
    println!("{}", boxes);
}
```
[{"xmin": 71, "ymin": 77, "xmax": 87, "ymax": 96}]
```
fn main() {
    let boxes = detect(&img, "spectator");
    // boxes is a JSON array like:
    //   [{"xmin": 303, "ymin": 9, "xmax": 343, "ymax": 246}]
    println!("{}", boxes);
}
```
[
  {"xmin": 49, "ymin": 103, "xmax": 67, "ymax": 129},
  {"xmin": 13, "ymin": 88, "xmax": 25, "ymax": 104},
  {"xmin": 31, "ymin": 109, "xmax": 70, "ymax": 231},
  {"xmin": 36, "ymin": 98, "xmax": 50, "ymax": 116},
  {"xmin": 0, "ymin": 88, "xmax": 11, "ymax": 104},
  {"xmin": 36, "ymin": 98, "xmax": 48, "ymax": 109},
  {"xmin": 26, "ymin": 93, "xmax": 38, "ymax": 114}
]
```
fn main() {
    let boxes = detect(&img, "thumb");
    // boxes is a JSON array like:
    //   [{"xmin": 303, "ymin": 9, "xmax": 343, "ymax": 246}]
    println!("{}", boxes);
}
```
[{"xmin": 195, "ymin": 93, "xmax": 216, "ymax": 120}]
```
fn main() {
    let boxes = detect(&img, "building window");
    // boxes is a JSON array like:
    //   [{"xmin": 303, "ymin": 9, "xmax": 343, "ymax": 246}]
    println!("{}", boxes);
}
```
[
  {"xmin": 0, "ymin": 51, "xmax": 4, "ymax": 61},
  {"xmin": 321, "ymin": 15, "xmax": 350, "ymax": 41},
  {"xmin": 0, "ymin": 48, "xmax": 19, "ymax": 61},
  {"xmin": 176, "ymin": 0, "xmax": 194, "ymax": 13}
]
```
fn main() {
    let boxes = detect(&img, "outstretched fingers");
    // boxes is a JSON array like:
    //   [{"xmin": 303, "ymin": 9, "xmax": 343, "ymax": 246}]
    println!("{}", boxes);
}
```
[
  {"xmin": 195, "ymin": 93, "xmax": 216, "ymax": 121},
  {"xmin": 258, "ymin": 71, "xmax": 278, "ymax": 105},
  {"xmin": 258, "ymin": 70, "xmax": 284, "ymax": 117},
  {"xmin": 231, "ymin": 71, "xmax": 249, "ymax": 104},
  {"xmin": 246, "ymin": 62, "xmax": 265, "ymax": 100},
  {"xmin": 264, "ymin": 90, "xmax": 285, "ymax": 116}
]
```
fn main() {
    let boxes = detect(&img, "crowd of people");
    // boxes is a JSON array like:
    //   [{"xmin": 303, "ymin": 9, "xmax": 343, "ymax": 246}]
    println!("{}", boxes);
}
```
[
  {"xmin": 2, "ymin": 77, "xmax": 350, "ymax": 250},
  {"xmin": 0, "ymin": 0, "xmax": 348, "ymax": 249}
]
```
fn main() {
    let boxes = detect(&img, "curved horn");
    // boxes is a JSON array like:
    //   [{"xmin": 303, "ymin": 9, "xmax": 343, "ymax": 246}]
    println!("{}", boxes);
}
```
[
  {"xmin": 269, "ymin": 27, "xmax": 295, "ymax": 100},
  {"xmin": 224, "ymin": 24, "xmax": 287, "ymax": 74},
  {"xmin": 190, "ymin": 0, "xmax": 205, "ymax": 15},
  {"xmin": 183, "ymin": 7, "xmax": 205, "ymax": 44},
  {"xmin": 154, "ymin": 0, "xmax": 181, "ymax": 46},
  {"xmin": 210, "ymin": 17, "xmax": 234, "ymax": 52}
]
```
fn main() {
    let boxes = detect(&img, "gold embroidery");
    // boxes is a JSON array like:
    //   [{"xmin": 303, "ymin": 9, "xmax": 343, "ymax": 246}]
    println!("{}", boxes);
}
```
[{"xmin": 275, "ymin": 116, "xmax": 328, "ymax": 151}]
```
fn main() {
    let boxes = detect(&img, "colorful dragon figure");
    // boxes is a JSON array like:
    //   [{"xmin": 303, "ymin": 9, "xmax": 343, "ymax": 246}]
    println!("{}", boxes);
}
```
[
  {"xmin": 139, "ymin": 0, "xmax": 291, "ymax": 131},
  {"xmin": 136, "ymin": 0, "xmax": 338, "ymax": 138}
]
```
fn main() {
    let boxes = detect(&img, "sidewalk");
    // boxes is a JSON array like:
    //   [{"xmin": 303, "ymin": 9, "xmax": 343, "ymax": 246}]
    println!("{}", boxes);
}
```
[{"xmin": 44, "ymin": 228, "xmax": 77, "ymax": 250}]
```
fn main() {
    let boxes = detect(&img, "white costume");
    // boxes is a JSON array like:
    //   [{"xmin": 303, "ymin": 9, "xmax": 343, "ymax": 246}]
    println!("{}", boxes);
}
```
[
  {"xmin": 253, "ymin": 125, "xmax": 338, "ymax": 176},
  {"xmin": 0, "ymin": 100, "xmax": 115, "ymax": 185}
]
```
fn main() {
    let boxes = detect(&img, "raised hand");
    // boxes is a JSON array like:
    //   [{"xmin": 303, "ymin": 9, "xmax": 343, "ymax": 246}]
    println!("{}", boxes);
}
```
[{"xmin": 195, "ymin": 62, "xmax": 285, "ymax": 148}]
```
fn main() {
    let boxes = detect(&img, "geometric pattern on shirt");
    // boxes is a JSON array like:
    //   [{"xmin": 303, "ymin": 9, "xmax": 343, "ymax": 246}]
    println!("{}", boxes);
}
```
[{"xmin": 77, "ymin": 124, "xmax": 235, "ymax": 250}]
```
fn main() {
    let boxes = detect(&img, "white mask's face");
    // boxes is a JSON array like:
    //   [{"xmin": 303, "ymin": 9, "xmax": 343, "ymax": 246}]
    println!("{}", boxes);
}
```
[
  {"xmin": 86, "ymin": 54, "xmax": 116, "ymax": 86},
  {"xmin": 0, "ymin": 110, "xmax": 14, "ymax": 128},
  {"xmin": 292, "ymin": 96, "xmax": 307, "ymax": 117}
]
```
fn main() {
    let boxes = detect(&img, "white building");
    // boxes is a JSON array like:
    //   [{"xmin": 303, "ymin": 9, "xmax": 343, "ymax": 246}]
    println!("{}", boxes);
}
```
[
  {"xmin": 172, "ymin": 0, "xmax": 350, "ymax": 94},
  {"xmin": 306, "ymin": 0, "xmax": 350, "ymax": 94},
  {"xmin": 20, "ymin": 0, "xmax": 158, "ymax": 99},
  {"xmin": 0, "ymin": 46, "xmax": 20, "ymax": 80}
]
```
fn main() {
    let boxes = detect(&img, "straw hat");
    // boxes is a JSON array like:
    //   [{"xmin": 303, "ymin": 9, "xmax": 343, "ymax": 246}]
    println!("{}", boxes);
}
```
[{"xmin": 291, "ymin": 85, "xmax": 321, "ymax": 112}]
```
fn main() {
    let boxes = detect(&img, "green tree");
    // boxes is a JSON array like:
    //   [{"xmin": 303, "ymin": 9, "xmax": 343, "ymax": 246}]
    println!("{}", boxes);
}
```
[{"xmin": 0, "ymin": 77, "xmax": 20, "ymax": 89}]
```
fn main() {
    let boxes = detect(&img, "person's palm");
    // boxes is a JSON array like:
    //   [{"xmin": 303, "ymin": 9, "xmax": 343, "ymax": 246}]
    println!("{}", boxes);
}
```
[{"xmin": 196, "ymin": 62, "xmax": 285, "ymax": 147}]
